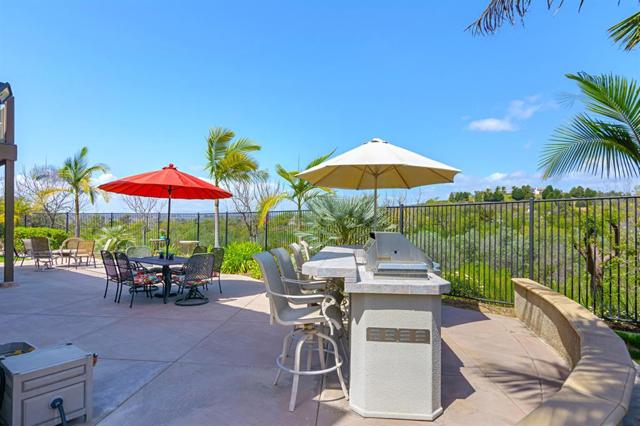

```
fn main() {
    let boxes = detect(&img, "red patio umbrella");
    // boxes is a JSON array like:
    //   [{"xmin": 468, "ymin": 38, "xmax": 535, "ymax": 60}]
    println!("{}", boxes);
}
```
[{"xmin": 98, "ymin": 163, "xmax": 232, "ymax": 256}]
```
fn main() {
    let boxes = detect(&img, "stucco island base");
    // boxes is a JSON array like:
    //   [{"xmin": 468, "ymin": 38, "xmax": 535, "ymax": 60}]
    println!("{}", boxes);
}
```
[{"xmin": 348, "ymin": 292, "xmax": 445, "ymax": 421}]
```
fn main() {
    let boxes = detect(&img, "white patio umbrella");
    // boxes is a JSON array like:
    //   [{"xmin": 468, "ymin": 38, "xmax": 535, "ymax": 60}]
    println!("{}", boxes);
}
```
[{"xmin": 296, "ymin": 138, "xmax": 461, "ymax": 219}]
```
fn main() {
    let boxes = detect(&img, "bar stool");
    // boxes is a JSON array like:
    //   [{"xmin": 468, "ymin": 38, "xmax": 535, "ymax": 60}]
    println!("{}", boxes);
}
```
[{"xmin": 253, "ymin": 252, "xmax": 349, "ymax": 412}]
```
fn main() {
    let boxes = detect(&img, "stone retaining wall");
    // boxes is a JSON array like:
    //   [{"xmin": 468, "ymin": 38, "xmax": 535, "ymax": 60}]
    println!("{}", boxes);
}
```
[{"xmin": 513, "ymin": 278, "xmax": 635, "ymax": 426}]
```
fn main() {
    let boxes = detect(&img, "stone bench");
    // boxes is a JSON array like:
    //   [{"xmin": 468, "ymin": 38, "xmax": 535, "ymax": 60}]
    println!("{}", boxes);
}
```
[{"xmin": 512, "ymin": 278, "xmax": 636, "ymax": 426}]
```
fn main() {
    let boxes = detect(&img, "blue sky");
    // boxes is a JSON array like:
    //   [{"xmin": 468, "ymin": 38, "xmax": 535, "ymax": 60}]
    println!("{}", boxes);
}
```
[{"xmin": 3, "ymin": 1, "xmax": 639, "ymax": 212}]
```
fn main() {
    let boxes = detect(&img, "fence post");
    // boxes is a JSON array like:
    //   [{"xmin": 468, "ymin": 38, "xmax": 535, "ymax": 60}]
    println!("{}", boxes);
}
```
[
  {"xmin": 528, "ymin": 198, "xmax": 535, "ymax": 280},
  {"xmin": 225, "ymin": 211, "xmax": 229, "ymax": 246},
  {"xmin": 110, "ymin": 212, "xmax": 114, "ymax": 227},
  {"xmin": 264, "ymin": 211, "xmax": 269, "ymax": 250},
  {"xmin": 65, "ymin": 212, "xmax": 69, "ymax": 233},
  {"xmin": 157, "ymin": 212, "xmax": 161, "ymax": 238},
  {"xmin": 196, "ymin": 213, "xmax": 200, "ymax": 242},
  {"xmin": 399, "ymin": 203, "xmax": 405, "ymax": 234}
]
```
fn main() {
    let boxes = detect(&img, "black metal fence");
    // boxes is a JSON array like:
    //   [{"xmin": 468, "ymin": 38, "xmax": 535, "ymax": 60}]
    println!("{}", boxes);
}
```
[{"xmin": 21, "ymin": 196, "xmax": 640, "ymax": 323}]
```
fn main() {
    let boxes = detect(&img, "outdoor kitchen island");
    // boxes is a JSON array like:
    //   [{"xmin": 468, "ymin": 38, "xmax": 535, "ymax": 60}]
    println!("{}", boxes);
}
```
[{"xmin": 302, "ymin": 233, "xmax": 451, "ymax": 421}]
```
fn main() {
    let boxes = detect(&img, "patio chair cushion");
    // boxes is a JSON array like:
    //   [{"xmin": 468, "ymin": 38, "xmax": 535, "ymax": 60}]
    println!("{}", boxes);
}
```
[
  {"xmin": 133, "ymin": 272, "xmax": 162, "ymax": 285},
  {"xmin": 171, "ymin": 275, "xmax": 209, "ymax": 286}
]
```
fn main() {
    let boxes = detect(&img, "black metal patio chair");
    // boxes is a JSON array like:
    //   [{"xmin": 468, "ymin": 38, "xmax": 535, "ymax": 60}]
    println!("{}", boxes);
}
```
[
  {"xmin": 114, "ymin": 252, "xmax": 161, "ymax": 308},
  {"xmin": 210, "ymin": 247, "xmax": 224, "ymax": 293},
  {"xmin": 100, "ymin": 250, "xmax": 120, "ymax": 302},
  {"xmin": 174, "ymin": 253, "xmax": 215, "ymax": 306}
]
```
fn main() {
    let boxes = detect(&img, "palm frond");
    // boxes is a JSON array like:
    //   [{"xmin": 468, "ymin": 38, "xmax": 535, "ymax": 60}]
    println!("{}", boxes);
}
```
[
  {"xmin": 540, "ymin": 114, "xmax": 640, "ymax": 179},
  {"xmin": 467, "ymin": 0, "xmax": 583, "ymax": 35},
  {"xmin": 228, "ymin": 137, "xmax": 261, "ymax": 154},
  {"xmin": 257, "ymin": 193, "xmax": 288, "ymax": 226},
  {"xmin": 566, "ymin": 73, "xmax": 640, "ymax": 141},
  {"xmin": 609, "ymin": 11, "xmax": 640, "ymax": 51},
  {"xmin": 275, "ymin": 164, "xmax": 297, "ymax": 185},
  {"xmin": 305, "ymin": 149, "xmax": 335, "ymax": 169}
]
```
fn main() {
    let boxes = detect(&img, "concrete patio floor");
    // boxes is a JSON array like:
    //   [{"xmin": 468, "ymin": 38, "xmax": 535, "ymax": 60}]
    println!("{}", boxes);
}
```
[{"xmin": 0, "ymin": 263, "xmax": 627, "ymax": 425}]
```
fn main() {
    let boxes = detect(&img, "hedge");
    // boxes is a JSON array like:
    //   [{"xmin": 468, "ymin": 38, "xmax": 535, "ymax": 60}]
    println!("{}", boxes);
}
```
[{"xmin": 14, "ymin": 227, "xmax": 69, "ymax": 252}]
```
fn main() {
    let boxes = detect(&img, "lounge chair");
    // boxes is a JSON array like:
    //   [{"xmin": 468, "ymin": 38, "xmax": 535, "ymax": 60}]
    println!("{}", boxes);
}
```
[
  {"xmin": 74, "ymin": 240, "xmax": 96, "ymax": 268},
  {"xmin": 29, "ymin": 237, "xmax": 54, "ymax": 271},
  {"xmin": 52, "ymin": 237, "xmax": 80, "ymax": 266}
]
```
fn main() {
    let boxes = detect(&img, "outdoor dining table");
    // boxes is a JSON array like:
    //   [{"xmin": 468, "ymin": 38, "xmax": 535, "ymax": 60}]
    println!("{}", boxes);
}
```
[{"xmin": 129, "ymin": 256, "xmax": 189, "ymax": 304}]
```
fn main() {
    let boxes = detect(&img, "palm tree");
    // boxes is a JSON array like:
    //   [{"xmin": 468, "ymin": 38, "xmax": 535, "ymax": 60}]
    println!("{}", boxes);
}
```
[
  {"xmin": 469, "ymin": 1, "xmax": 640, "ymax": 51},
  {"xmin": 276, "ymin": 150, "xmax": 334, "ymax": 229},
  {"xmin": 58, "ymin": 147, "xmax": 110, "ymax": 237},
  {"xmin": 205, "ymin": 127, "xmax": 261, "ymax": 247},
  {"xmin": 539, "ymin": 73, "xmax": 640, "ymax": 179},
  {"xmin": 300, "ymin": 195, "xmax": 394, "ymax": 248}
]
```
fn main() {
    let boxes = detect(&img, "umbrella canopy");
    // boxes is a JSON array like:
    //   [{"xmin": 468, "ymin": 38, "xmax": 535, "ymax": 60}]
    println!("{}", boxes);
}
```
[
  {"xmin": 99, "ymin": 164, "xmax": 232, "ymax": 256},
  {"xmin": 296, "ymin": 138, "xmax": 460, "ymax": 189},
  {"xmin": 296, "ymin": 138, "xmax": 460, "ymax": 226},
  {"xmin": 98, "ymin": 163, "xmax": 232, "ymax": 199}
]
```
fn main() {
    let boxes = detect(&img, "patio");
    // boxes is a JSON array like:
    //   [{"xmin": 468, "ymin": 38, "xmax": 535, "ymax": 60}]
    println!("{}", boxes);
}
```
[{"xmin": 0, "ymin": 263, "xmax": 595, "ymax": 426}]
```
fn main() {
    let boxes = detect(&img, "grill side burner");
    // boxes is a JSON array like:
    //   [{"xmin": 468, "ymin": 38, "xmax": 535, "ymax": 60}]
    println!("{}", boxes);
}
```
[{"xmin": 365, "ymin": 232, "xmax": 433, "ymax": 278}]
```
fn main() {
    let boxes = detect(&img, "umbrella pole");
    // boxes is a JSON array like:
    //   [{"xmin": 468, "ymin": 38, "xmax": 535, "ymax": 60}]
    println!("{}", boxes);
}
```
[
  {"xmin": 166, "ymin": 187, "xmax": 172, "ymax": 258},
  {"xmin": 373, "ymin": 174, "xmax": 378, "ymax": 231}
]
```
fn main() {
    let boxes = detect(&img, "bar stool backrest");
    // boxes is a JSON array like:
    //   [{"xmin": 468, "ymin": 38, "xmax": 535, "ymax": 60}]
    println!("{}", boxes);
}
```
[
  {"xmin": 270, "ymin": 247, "xmax": 297, "ymax": 281},
  {"xmin": 289, "ymin": 243, "xmax": 305, "ymax": 272},
  {"xmin": 299, "ymin": 240, "xmax": 311, "ymax": 261},
  {"xmin": 253, "ymin": 252, "xmax": 292, "ymax": 323}
]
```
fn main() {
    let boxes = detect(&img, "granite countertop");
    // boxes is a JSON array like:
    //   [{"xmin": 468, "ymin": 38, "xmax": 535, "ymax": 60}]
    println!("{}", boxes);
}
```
[{"xmin": 302, "ymin": 246, "xmax": 451, "ymax": 296}]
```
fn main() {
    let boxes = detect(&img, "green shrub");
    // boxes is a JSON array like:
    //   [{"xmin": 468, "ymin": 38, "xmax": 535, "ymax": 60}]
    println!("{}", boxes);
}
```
[
  {"xmin": 220, "ymin": 241, "xmax": 263, "ymax": 279},
  {"xmin": 14, "ymin": 227, "xmax": 69, "ymax": 251},
  {"xmin": 97, "ymin": 225, "xmax": 133, "ymax": 251}
]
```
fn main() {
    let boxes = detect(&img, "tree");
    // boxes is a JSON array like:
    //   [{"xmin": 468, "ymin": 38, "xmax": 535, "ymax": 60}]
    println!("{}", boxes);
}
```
[
  {"xmin": 511, "ymin": 186, "xmax": 523, "ymax": 201},
  {"xmin": 205, "ymin": 127, "xmax": 261, "ymax": 247},
  {"xmin": 276, "ymin": 150, "xmax": 335, "ymax": 229},
  {"xmin": 122, "ymin": 196, "xmax": 166, "ymax": 244},
  {"xmin": 568, "ymin": 185, "xmax": 585, "ymax": 198},
  {"xmin": 584, "ymin": 187, "xmax": 598, "ymax": 198},
  {"xmin": 449, "ymin": 191, "xmax": 471, "ymax": 203},
  {"xmin": 17, "ymin": 164, "xmax": 71, "ymax": 227},
  {"xmin": 301, "ymin": 195, "xmax": 394, "ymax": 248},
  {"xmin": 58, "ymin": 147, "xmax": 109, "ymax": 237},
  {"xmin": 228, "ymin": 170, "xmax": 286, "ymax": 242},
  {"xmin": 541, "ymin": 185, "xmax": 564, "ymax": 200},
  {"xmin": 469, "ymin": 1, "xmax": 640, "ymax": 51},
  {"xmin": 540, "ymin": 73, "xmax": 640, "ymax": 179}
]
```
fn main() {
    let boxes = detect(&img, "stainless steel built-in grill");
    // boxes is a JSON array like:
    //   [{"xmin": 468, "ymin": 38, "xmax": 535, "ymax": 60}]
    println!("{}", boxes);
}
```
[{"xmin": 364, "ymin": 232, "xmax": 434, "ymax": 278}]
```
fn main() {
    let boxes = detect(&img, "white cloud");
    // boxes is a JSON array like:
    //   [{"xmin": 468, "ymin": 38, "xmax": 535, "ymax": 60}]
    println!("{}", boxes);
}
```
[
  {"xmin": 468, "ymin": 95, "xmax": 551, "ymax": 133},
  {"xmin": 507, "ymin": 99, "xmax": 541, "ymax": 120},
  {"xmin": 487, "ymin": 172, "xmax": 508, "ymax": 182},
  {"xmin": 93, "ymin": 172, "xmax": 117, "ymax": 185},
  {"xmin": 468, "ymin": 118, "xmax": 516, "ymax": 132}
]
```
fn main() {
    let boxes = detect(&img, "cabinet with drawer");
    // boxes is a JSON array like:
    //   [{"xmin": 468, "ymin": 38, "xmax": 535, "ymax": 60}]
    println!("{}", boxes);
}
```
[{"xmin": 0, "ymin": 344, "xmax": 93, "ymax": 426}]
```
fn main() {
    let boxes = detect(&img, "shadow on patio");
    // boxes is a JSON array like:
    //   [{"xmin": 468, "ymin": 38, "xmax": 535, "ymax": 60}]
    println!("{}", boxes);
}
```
[{"xmin": 0, "ymin": 264, "xmax": 571, "ymax": 425}]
